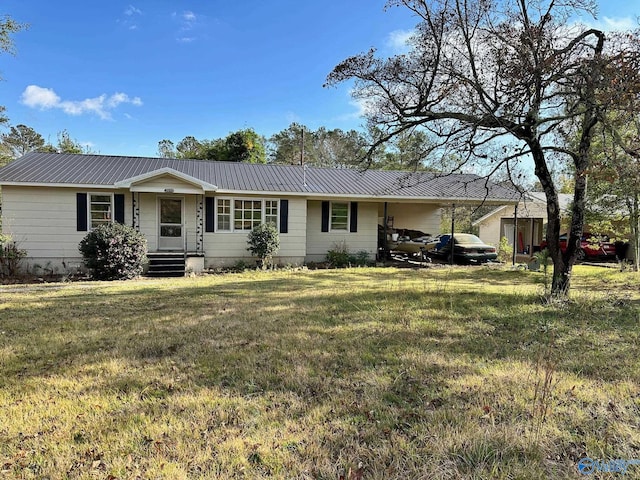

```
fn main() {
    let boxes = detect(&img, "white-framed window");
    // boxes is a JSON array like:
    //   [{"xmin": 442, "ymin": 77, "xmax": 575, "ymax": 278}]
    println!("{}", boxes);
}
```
[
  {"xmin": 234, "ymin": 199, "xmax": 262, "ymax": 231},
  {"xmin": 265, "ymin": 200, "xmax": 278, "ymax": 227},
  {"xmin": 217, "ymin": 198, "xmax": 231, "ymax": 231},
  {"xmin": 215, "ymin": 198, "xmax": 278, "ymax": 232},
  {"xmin": 89, "ymin": 193, "xmax": 113, "ymax": 229},
  {"xmin": 330, "ymin": 202, "xmax": 349, "ymax": 231}
]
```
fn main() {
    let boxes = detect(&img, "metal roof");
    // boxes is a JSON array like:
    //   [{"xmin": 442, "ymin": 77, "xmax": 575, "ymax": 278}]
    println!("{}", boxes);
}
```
[
  {"xmin": 0, "ymin": 152, "xmax": 519, "ymax": 203},
  {"xmin": 526, "ymin": 192, "xmax": 573, "ymax": 211}
]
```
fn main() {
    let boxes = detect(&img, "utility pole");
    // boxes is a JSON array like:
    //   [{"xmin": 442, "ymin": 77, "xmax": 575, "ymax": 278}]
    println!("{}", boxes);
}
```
[{"xmin": 300, "ymin": 127, "xmax": 304, "ymax": 166}]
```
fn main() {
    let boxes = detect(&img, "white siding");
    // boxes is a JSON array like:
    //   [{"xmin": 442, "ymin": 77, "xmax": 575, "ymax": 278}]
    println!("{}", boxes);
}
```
[
  {"xmin": 1, "ymin": 185, "xmax": 445, "ymax": 271},
  {"xmin": 383, "ymin": 203, "xmax": 441, "ymax": 236},
  {"xmin": 477, "ymin": 200, "xmax": 547, "ymax": 247},
  {"xmin": 138, "ymin": 193, "xmax": 158, "ymax": 252},
  {"xmin": 133, "ymin": 174, "xmax": 204, "ymax": 194},
  {"xmin": 477, "ymin": 214, "xmax": 503, "ymax": 247},
  {"xmin": 202, "ymin": 196, "xmax": 307, "ymax": 267},
  {"xmin": 305, "ymin": 200, "xmax": 378, "ymax": 262},
  {"xmin": 1, "ymin": 186, "xmax": 131, "ymax": 272}
]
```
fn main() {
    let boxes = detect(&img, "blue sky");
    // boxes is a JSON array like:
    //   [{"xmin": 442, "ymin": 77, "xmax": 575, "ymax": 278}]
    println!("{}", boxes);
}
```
[{"xmin": 0, "ymin": 1, "xmax": 637, "ymax": 157}]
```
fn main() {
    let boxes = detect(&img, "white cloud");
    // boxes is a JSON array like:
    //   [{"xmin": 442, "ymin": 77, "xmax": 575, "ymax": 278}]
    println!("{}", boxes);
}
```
[
  {"xmin": 124, "ymin": 5, "xmax": 142, "ymax": 16},
  {"xmin": 334, "ymin": 97, "xmax": 374, "ymax": 122},
  {"xmin": 576, "ymin": 15, "xmax": 637, "ymax": 32},
  {"xmin": 21, "ymin": 85, "xmax": 143, "ymax": 120},
  {"xmin": 601, "ymin": 16, "xmax": 636, "ymax": 31},
  {"xmin": 106, "ymin": 92, "xmax": 142, "ymax": 108},
  {"xmin": 183, "ymin": 11, "xmax": 196, "ymax": 22},
  {"xmin": 172, "ymin": 10, "xmax": 201, "ymax": 42},
  {"xmin": 21, "ymin": 85, "xmax": 60, "ymax": 109},
  {"xmin": 386, "ymin": 29, "xmax": 414, "ymax": 53},
  {"xmin": 120, "ymin": 5, "xmax": 142, "ymax": 30}
]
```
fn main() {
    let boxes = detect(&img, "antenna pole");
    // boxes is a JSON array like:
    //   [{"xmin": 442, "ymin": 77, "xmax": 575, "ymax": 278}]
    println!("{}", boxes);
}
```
[{"xmin": 300, "ymin": 127, "xmax": 304, "ymax": 166}]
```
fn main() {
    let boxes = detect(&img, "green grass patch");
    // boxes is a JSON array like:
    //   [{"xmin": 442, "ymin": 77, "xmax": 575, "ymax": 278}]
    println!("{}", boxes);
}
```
[{"xmin": 0, "ymin": 266, "xmax": 639, "ymax": 479}]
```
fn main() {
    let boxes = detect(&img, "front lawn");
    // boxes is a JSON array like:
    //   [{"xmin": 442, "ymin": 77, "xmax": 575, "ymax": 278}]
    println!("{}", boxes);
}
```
[{"xmin": 0, "ymin": 266, "xmax": 638, "ymax": 479}]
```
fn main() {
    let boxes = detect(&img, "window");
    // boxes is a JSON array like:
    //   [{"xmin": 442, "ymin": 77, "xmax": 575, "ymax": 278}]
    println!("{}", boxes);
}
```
[
  {"xmin": 89, "ymin": 194, "xmax": 113, "ymax": 229},
  {"xmin": 330, "ymin": 202, "xmax": 349, "ymax": 231},
  {"xmin": 215, "ymin": 198, "xmax": 278, "ymax": 232},
  {"xmin": 265, "ymin": 200, "xmax": 278, "ymax": 226},
  {"xmin": 234, "ymin": 200, "xmax": 262, "ymax": 231},
  {"xmin": 217, "ymin": 199, "xmax": 231, "ymax": 231}
]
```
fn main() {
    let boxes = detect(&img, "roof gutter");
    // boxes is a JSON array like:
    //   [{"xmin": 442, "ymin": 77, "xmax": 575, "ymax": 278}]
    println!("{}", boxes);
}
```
[{"xmin": 0, "ymin": 182, "xmax": 519, "ymax": 204}]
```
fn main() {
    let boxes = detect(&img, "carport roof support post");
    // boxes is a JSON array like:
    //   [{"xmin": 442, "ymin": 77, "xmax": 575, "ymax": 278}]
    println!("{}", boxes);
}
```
[
  {"xmin": 513, "ymin": 204, "xmax": 518, "ymax": 265},
  {"xmin": 450, "ymin": 203, "xmax": 455, "ymax": 266}
]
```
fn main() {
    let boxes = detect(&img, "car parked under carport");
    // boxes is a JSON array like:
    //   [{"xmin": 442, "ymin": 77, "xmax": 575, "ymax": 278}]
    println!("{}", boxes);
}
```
[{"xmin": 430, "ymin": 233, "xmax": 498, "ymax": 264}]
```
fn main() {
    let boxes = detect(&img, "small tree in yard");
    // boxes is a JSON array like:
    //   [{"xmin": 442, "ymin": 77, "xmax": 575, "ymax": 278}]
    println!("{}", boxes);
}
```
[
  {"xmin": 79, "ymin": 223, "xmax": 147, "ymax": 280},
  {"xmin": 247, "ymin": 223, "xmax": 280, "ymax": 269},
  {"xmin": 497, "ymin": 237, "xmax": 513, "ymax": 264}
]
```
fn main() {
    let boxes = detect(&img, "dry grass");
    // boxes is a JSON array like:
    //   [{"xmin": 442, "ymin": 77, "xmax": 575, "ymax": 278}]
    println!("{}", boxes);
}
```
[{"xmin": 0, "ymin": 266, "xmax": 639, "ymax": 479}]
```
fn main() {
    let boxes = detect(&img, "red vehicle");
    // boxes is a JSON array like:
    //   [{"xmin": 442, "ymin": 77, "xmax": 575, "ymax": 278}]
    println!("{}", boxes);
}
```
[{"xmin": 539, "ymin": 233, "xmax": 615, "ymax": 260}]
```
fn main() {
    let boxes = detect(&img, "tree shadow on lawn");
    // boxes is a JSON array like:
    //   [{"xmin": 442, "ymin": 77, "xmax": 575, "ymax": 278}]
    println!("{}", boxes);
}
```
[
  {"xmin": 2, "ymin": 273, "xmax": 637, "ymax": 389},
  {"xmin": 2, "ymin": 272, "xmax": 638, "ymax": 478}
]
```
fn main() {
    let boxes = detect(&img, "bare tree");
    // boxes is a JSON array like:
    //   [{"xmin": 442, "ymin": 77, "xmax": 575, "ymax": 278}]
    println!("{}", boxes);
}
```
[{"xmin": 326, "ymin": 0, "xmax": 640, "ymax": 295}]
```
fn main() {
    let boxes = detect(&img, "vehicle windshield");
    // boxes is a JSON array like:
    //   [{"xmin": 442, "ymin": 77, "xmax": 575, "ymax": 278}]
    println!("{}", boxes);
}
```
[{"xmin": 454, "ymin": 234, "xmax": 484, "ymax": 244}]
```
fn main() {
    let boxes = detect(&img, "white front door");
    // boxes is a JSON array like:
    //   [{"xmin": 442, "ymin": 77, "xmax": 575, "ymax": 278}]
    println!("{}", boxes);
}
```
[{"xmin": 158, "ymin": 197, "xmax": 184, "ymax": 250}]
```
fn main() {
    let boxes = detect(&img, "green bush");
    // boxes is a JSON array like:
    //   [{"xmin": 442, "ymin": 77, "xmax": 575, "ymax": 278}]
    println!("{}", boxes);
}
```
[
  {"xmin": 326, "ymin": 243, "xmax": 371, "ymax": 268},
  {"xmin": 497, "ymin": 236, "xmax": 513, "ymax": 263},
  {"xmin": 232, "ymin": 260, "xmax": 250, "ymax": 272},
  {"xmin": 326, "ymin": 241, "xmax": 351, "ymax": 268},
  {"xmin": 79, "ymin": 223, "xmax": 147, "ymax": 280},
  {"xmin": 247, "ymin": 223, "xmax": 280, "ymax": 269},
  {"xmin": 353, "ymin": 250, "xmax": 371, "ymax": 266},
  {"xmin": 0, "ymin": 236, "xmax": 27, "ymax": 278}
]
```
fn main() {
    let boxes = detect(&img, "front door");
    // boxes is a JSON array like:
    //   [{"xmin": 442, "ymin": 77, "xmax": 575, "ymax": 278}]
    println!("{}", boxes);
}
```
[{"xmin": 158, "ymin": 197, "xmax": 184, "ymax": 250}]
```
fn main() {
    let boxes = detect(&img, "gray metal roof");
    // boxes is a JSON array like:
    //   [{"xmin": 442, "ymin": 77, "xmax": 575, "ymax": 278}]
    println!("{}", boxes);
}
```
[
  {"xmin": 0, "ymin": 152, "xmax": 519, "ymax": 202},
  {"xmin": 527, "ymin": 191, "xmax": 573, "ymax": 211}
]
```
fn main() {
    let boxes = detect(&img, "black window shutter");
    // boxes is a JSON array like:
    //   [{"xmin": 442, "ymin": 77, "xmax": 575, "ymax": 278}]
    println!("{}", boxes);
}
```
[
  {"xmin": 114, "ymin": 194, "xmax": 125, "ymax": 224},
  {"xmin": 350, "ymin": 202, "xmax": 358, "ymax": 233},
  {"xmin": 321, "ymin": 201, "xmax": 330, "ymax": 232},
  {"xmin": 279, "ymin": 199, "xmax": 289, "ymax": 234},
  {"xmin": 76, "ymin": 193, "xmax": 88, "ymax": 231},
  {"xmin": 205, "ymin": 197, "xmax": 215, "ymax": 232}
]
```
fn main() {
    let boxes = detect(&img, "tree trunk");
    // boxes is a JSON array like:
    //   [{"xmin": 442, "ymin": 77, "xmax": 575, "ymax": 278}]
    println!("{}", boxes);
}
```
[
  {"xmin": 528, "ymin": 138, "xmax": 571, "ymax": 295},
  {"xmin": 551, "ymin": 262, "xmax": 572, "ymax": 295},
  {"xmin": 630, "ymin": 193, "xmax": 640, "ymax": 272}
]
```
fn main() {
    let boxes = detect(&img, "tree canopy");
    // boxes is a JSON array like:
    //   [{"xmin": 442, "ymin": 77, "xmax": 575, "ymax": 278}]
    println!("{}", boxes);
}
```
[
  {"xmin": 0, "ymin": 14, "xmax": 26, "ymax": 55},
  {"xmin": 38, "ymin": 130, "xmax": 91, "ymax": 154},
  {"xmin": 157, "ymin": 129, "xmax": 267, "ymax": 163},
  {"xmin": 268, "ymin": 123, "xmax": 367, "ymax": 167},
  {"xmin": 1, "ymin": 124, "xmax": 45, "ymax": 159},
  {"xmin": 326, "ymin": 0, "xmax": 640, "ymax": 295},
  {"xmin": 0, "ymin": 15, "xmax": 27, "ymax": 136},
  {"xmin": 585, "ymin": 112, "xmax": 640, "ymax": 271}
]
